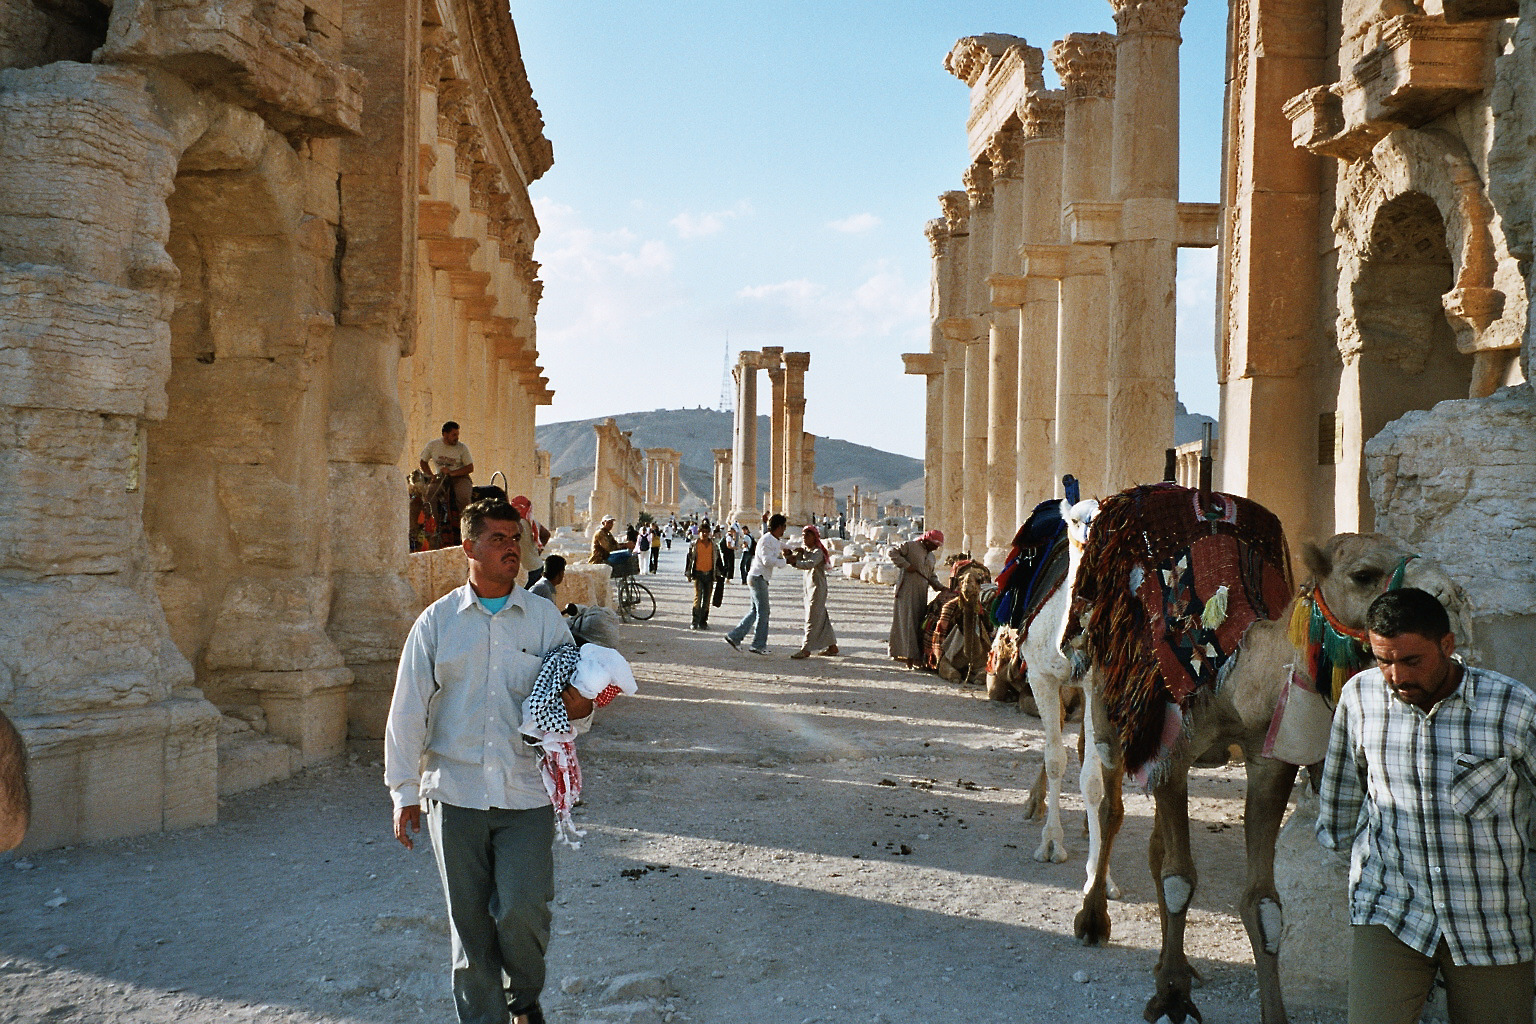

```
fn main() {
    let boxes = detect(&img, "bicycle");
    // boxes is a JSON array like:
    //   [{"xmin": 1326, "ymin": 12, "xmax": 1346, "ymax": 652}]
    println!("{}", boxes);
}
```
[{"xmin": 607, "ymin": 552, "xmax": 655, "ymax": 621}]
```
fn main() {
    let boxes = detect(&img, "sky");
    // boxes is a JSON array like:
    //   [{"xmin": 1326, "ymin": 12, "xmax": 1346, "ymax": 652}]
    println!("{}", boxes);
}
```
[{"xmin": 514, "ymin": 1, "xmax": 1230, "ymax": 460}]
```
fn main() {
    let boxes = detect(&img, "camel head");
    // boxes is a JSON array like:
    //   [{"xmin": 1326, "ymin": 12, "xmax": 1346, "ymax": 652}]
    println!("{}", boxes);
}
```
[
  {"xmin": 1063, "ymin": 498, "xmax": 1099, "ymax": 551},
  {"xmin": 1302, "ymin": 533, "xmax": 1475, "ymax": 650}
]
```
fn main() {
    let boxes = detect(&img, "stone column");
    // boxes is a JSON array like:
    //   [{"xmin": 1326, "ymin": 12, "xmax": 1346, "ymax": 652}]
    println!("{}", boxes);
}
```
[
  {"xmin": 1104, "ymin": 0, "xmax": 1185, "ymax": 491},
  {"xmin": 782, "ymin": 351, "xmax": 810, "ymax": 522},
  {"xmin": 729, "ymin": 353, "xmax": 760, "ymax": 525},
  {"xmin": 961, "ymin": 160, "xmax": 994, "ymax": 553},
  {"xmin": 1044, "ymin": 32, "xmax": 1117, "ymax": 499},
  {"xmin": 939, "ymin": 192, "xmax": 970, "ymax": 547},
  {"xmin": 983, "ymin": 125, "xmax": 1025, "ymax": 569},
  {"xmin": 801, "ymin": 432, "xmax": 816, "ymax": 523},
  {"xmin": 761, "ymin": 346, "xmax": 786, "ymax": 513},
  {"xmin": 712, "ymin": 447, "xmax": 733, "ymax": 522},
  {"xmin": 1017, "ymin": 92, "xmax": 1067, "ymax": 510}
]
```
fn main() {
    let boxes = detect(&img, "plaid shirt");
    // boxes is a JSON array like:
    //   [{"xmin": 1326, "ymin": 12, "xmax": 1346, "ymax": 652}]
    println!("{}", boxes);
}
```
[{"xmin": 1317, "ymin": 660, "xmax": 1536, "ymax": 965}]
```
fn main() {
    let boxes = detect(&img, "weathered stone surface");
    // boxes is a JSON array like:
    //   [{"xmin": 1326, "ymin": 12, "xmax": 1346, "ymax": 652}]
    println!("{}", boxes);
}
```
[{"xmin": 1275, "ymin": 787, "xmax": 1351, "ymax": 1007}]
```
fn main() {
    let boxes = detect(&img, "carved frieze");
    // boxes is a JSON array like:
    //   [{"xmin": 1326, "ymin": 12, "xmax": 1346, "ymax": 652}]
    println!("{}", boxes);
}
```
[
  {"xmin": 944, "ymin": 34, "xmax": 1028, "ymax": 87},
  {"xmin": 1049, "ymin": 33, "xmax": 1116, "ymax": 101}
]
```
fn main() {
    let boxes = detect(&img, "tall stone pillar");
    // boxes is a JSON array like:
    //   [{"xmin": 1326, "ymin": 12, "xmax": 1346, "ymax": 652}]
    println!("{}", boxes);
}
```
[
  {"xmin": 1017, "ymin": 93, "xmax": 1067, "ymax": 510},
  {"xmin": 1042, "ymin": 32, "xmax": 1117, "ymax": 499},
  {"xmin": 782, "ymin": 351, "xmax": 811, "ymax": 523},
  {"xmin": 902, "ymin": 352, "xmax": 945, "ymax": 530},
  {"xmin": 939, "ymin": 192, "xmax": 970, "ymax": 547},
  {"xmin": 961, "ymin": 160, "xmax": 994, "ymax": 553},
  {"xmin": 761, "ymin": 346, "xmax": 786, "ymax": 513},
  {"xmin": 801, "ymin": 432, "xmax": 816, "ymax": 523},
  {"xmin": 1104, "ymin": 0, "xmax": 1185, "ymax": 491},
  {"xmin": 729, "ymin": 353, "xmax": 760, "ymax": 525},
  {"xmin": 712, "ymin": 447, "xmax": 733, "ymax": 522},
  {"xmin": 983, "ymin": 125, "xmax": 1025, "ymax": 568}
]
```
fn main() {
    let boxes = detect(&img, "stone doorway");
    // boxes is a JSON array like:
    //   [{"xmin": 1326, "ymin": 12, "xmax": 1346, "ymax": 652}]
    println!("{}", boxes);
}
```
[
  {"xmin": 144, "ymin": 117, "xmax": 351, "ymax": 785},
  {"xmin": 1341, "ymin": 191, "xmax": 1474, "ymax": 528}
]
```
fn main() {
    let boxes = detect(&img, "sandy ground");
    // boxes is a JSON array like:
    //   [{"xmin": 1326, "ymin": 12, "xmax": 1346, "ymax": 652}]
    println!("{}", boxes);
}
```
[{"xmin": 0, "ymin": 545, "xmax": 1350, "ymax": 1024}]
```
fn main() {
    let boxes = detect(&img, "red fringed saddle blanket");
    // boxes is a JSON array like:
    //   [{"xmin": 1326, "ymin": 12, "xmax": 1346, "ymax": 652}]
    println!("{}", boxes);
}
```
[{"xmin": 1064, "ymin": 484, "xmax": 1293, "ymax": 782}]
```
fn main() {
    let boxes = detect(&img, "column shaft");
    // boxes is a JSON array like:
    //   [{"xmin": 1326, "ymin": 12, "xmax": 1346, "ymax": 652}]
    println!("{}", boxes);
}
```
[{"xmin": 730, "ymin": 358, "xmax": 759, "ymax": 524}]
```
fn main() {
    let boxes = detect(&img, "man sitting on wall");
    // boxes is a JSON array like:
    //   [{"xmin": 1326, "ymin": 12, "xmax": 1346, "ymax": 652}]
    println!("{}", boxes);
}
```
[
  {"xmin": 419, "ymin": 420, "xmax": 475, "ymax": 515},
  {"xmin": 587, "ymin": 514, "xmax": 630, "ymax": 564}
]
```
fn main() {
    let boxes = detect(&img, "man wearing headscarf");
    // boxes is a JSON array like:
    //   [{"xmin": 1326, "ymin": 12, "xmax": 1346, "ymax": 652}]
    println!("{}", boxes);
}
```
[
  {"xmin": 789, "ymin": 524, "xmax": 837, "ymax": 659},
  {"xmin": 888, "ymin": 530, "xmax": 944, "ymax": 665}
]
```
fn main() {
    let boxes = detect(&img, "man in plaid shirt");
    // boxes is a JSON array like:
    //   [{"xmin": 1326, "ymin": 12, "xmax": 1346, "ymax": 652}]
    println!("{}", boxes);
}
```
[{"xmin": 1318, "ymin": 587, "xmax": 1536, "ymax": 1024}]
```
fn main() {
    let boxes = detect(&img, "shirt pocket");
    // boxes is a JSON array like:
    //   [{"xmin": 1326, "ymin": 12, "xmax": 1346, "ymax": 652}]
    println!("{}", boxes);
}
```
[{"xmin": 1449, "ymin": 755, "xmax": 1514, "ymax": 819}]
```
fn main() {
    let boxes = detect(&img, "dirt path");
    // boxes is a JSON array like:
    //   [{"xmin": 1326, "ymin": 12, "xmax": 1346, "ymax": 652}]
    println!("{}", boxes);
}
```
[{"xmin": 0, "ymin": 546, "xmax": 1347, "ymax": 1024}]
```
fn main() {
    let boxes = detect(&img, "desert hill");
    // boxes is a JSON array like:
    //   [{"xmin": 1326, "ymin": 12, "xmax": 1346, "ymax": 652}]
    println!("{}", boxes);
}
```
[{"xmin": 536, "ymin": 407, "xmax": 925, "ymax": 513}]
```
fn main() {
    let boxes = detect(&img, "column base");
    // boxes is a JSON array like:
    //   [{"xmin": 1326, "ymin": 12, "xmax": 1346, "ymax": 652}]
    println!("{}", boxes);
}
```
[
  {"xmin": 204, "ymin": 668, "xmax": 352, "ymax": 766},
  {"xmin": 982, "ymin": 546, "xmax": 1011, "ymax": 575},
  {"xmin": 16, "ymin": 693, "xmax": 222, "ymax": 852}
]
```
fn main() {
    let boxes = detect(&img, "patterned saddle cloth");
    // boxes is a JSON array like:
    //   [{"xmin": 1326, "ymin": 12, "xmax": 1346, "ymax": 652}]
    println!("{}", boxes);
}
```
[{"xmin": 1064, "ymin": 483, "xmax": 1292, "ymax": 783}]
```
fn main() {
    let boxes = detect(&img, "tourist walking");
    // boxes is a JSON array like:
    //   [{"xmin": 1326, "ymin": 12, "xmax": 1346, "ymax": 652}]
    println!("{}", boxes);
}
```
[
  {"xmin": 887, "ymin": 530, "xmax": 943, "ymax": 666},
  {"xmin": 386, "ymin": 499, "xmax": 613, "ymax": 1024},
  {"xmin": 684, "ymin": 522, "xmax": 719, "ymax": 630},
  {"xmin": 1318, "ymin": 587, "xmax": 1536, "ymax": 1024},
  {"xmin": 789, "ymin": 524, "xmax": 837, "ymax": 659},
  {"xmin": 738, "ymin": 527, "xmax": 755, "ymax": 585},
  {"xmin": 721, "ymin": 524, "xmax": 738, "ymax": 583},
  {"xmin": 725, "ymin": 514, "xmax": 787, "ymax": 655}
]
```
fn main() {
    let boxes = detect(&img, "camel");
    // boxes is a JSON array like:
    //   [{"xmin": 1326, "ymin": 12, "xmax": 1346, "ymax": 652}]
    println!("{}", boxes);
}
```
[
  {"xmin": 1068, "ymin": 486, "xmax": 1471, "ymax": 1024},
  {"xmin": 985, "ymin": 499, "xmax": 1101, "ymax": 865}
]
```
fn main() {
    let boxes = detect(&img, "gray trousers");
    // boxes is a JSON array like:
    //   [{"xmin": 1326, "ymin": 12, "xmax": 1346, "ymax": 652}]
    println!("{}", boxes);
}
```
[
  {"xmin": 1349, "ymin": 924, "xmax": 1534, "ymax": 1024},
  {"xmin": 426, "ymin": 801, "xmax": 556, "ymax": 1024}
]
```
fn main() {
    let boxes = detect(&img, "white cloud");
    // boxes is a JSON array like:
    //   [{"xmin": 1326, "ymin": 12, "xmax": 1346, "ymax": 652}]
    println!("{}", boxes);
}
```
[
  {"xmin": 827, "ymin": 212, "xmax": 881, "ymax": 234},
  {"xmin": 669, "ymin": 201, "xmax": 753, "ymax": 239},
  {"xmin": 731, "ymin": 261, "xmax": 926, "ymax": 341}
]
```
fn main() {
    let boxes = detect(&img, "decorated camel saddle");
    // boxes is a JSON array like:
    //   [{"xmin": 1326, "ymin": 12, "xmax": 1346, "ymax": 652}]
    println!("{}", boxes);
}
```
[
  {"xmin": 993, "ymin": 498, "xmax": 1072, "ymax": 634},
  {"xmin": 1065, "ymin": 483, "xmax": 1293, "ymax": 785},
  {"xmin": 923, "ymin": 557, "xmax": 995, "ymax": 682}
]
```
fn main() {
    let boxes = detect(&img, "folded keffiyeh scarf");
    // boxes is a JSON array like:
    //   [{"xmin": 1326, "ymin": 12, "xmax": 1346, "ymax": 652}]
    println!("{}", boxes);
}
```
[{"xmin": 521, "ymin": 642, "xmax": 638, "ymax": 847}]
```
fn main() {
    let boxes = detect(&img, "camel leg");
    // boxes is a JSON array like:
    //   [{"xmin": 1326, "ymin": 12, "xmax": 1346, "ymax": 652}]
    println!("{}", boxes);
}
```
[
  {"xmin": 1239, "ymin": 754, "xmax": 1297, "ymax": 1024},
  {"xmin": 1023, "ymin": 763, "xmax": 1047, "ymax": 821},
  {"xmin": 1144, "ymin": 768, "xmax": 1201, "ymax": 1024},
  {"xmin": 1075, "ymin": 674, "xmax": 1123, "ymax": 945},
  {"xmin": 1030, "ymin": 669, "xmax": 1069, "ymax": 863},
  {"xmin": 1078, "ymin": 684, "xmax": 1121, "ymax": 896}
]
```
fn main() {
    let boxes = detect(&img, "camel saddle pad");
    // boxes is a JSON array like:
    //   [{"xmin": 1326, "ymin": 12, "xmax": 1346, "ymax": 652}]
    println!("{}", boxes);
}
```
[
  {"xmin": 994, "ymin": 499, "xmax": 1070, "ymax": 631},
  {"xmin": 1066, "ymin": 483, "xmax": 1293, "ymax": 778}
]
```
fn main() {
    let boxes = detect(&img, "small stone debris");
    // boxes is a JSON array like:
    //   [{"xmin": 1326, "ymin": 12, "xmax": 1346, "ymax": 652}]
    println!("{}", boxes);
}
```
[
  {"xmin": 908, "ymin": 779, "xmax": 935, "ymax": 790},
  {"xmin": 42, "ymin": 895, "xmax": 68, "ymax": 909},
  {"xmin": 43, "ymin": 945, "xmax": 68, "ymax": 960},
  {"xmin": 709, "ymin": 970, "xmax": 724, "ymax": 979},
  {"xmin": 899, "ymin": 844, "xmax": 912, "ymax": 855},
  {"xmin": 877, "ymin": 779, "xmax": 897, "ymax": 786},
  {"xmin": 560, "ymin": 975, "xmax": 588, "ymax": 995},
  {"xmin": 11, "ymin": 859, "xmax": 33, "ymax": 871},
  {"xmin": 1072, "ymin": 970, "xmax": 1090, "ymax": 984},
  {"xmin": 602, "ymin": 971, "xmax": 674, "ymax": 1001}
]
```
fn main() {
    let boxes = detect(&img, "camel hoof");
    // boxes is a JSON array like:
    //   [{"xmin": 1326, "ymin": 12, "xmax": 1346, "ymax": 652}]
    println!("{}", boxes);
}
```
[
  {"xmin": 1034, "ymin": 836, "xmax": 1070, "ymax": 863},
  {"xmin": 1144, "ymin": 989, "xmax": 1203, "ymax": 1024},
  {"xmin": 1106, "ymin": 875, "xmax": 1121, "ymax": 900},
  {"xmin": 1073, "ymin": 904, "xmax": 1111, "ymax": 946}
]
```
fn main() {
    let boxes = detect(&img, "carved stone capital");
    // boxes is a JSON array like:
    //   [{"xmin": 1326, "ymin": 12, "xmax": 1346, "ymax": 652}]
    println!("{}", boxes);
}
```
[
  {"xmin": 436, "ymin": 79, "xmax": 472, "ymax": 139},
  {"xmin": 420, "ymin": 27, "xmax": 460, "ymax": 86},
  {"xmin": 1020, "ymin": 91, "xmax": 1065, "ymax": 140},
  {"xmin": 1110, "ymin": 0, "xmax": 1187, "ymax": 39},
  {"xmin": 986, "ymin": 126, "xmax": 1027, "ymax": 179},
  {"xmin": 944, "ymin": 34, "xmax": 1029, "ymax": 86},
  {"xmin": 939, "ymin": 191, "xmax": 970, "ymax": 234},
  {"xmin": 924, "ymin": 218, "xmax": 951, "ymax": 257},
  {"xmin": 1049, "ymin": 33, "xmax": 1117, "ymax": 101},
  {"xmin": 963, "ymin": 161, "xmax": 994, "ymax": 206}
]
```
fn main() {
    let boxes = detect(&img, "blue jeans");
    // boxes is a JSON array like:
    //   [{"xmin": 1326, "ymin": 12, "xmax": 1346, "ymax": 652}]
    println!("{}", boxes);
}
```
[{"xmin": 728, "ymin": 575, "xmax": 771, "ymax": 651}]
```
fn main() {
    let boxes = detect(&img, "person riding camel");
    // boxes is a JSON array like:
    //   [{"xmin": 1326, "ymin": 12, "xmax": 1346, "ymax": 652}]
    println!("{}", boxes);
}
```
[{"xmin": 418, "ymin": 421, "xmax": 475, "ymax": 515}]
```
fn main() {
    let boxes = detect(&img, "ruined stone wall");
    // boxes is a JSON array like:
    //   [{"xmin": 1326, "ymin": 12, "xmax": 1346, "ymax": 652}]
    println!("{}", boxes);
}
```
[{"xmin": 0, "ymin": 0, "xmax": 553, "ymax": 849}]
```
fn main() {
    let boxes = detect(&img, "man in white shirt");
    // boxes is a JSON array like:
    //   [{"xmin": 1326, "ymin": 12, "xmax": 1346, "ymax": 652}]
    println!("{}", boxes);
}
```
[
  {"xmin": 386, "ymin": 499, "xmax": 596, "ymax": 1024},
  {"xmin": 725, "ymin": 513, "xmax": 788, "ymax": 655},
  {"xmin": 419, "ymin": 420, "xmax": 475, "ymax": 513}
]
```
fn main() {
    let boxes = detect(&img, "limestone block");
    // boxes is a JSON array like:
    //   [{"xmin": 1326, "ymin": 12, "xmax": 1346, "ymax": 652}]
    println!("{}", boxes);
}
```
[
  {"xmin": 0, "ymin": 63, "xmax": 180, "ymax": 291},
  {"xmin": 16, "ymin": 694, "xmax": 220, "ymax": 850},
  {"xmin": 407, "ymin": 547, "xmax": 468, "ymax": 607},
  {"xmin": 345, "ymin": 660, "xmax": 397, "ymax": 741},
  {"xmin": 200, "ymin": 576, "xmax": 347, "ymax": 673},
  {"xmin": 98, "ymin": 0, "xmax": 364, "ymax": 137},
  {"xmin": 1367, "ymin": 386, "xmax": 1536, "ymax": 678},
  {"xmin": 327, "ymin": 463, "xmax": 409, "ymax": 575},
  {"xmin": 0, "ymin": 407, "xmax": 145, "ymax": 579},
  {"xmin": 329, "ymin": 574, "xmax": 416, "ymax": 666},
  {"xmin": 0, "ymin": 575, "xmax": 192, "ymax": 716},
  {"xmin": 215, "ymin": 463, "xmax": 312, "ymax": 569},
  {"xmin": 844, "ymin": 561, "xmax": 865, "ymax": 579},
  {"xmin": 872, "ymin": 564, "xmax": 900, "ymax": 586},
  {"xmin": 327, "ymin": 326, "xmax": 407, "ymax": 464},
  {"xmin": 217, "ymin": 728, "xmax": 296, "ymax": 795},
  {"xmin": 559, "ymin": 564, "xmax": 614, "ymax": 610},
  {"xmin": 0, "ymin": 267, "xmax": 169, "ymax": 417},
  {"xmin": 1275, "ymin": 787, "xmax": 1351, "ymax": 1008}
]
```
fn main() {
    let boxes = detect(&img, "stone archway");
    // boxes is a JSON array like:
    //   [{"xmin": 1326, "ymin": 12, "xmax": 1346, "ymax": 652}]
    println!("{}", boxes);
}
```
[
  {"xmin": 145, "ymin": 106, "xmax": 351, "ymax": 771},
  {"xmin": 1340, "ymin": 191, "xmax": 1474, "ymax": 526}
]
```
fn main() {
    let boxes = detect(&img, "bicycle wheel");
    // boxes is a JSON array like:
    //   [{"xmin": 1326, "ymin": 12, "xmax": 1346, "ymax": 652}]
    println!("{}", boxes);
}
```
[{"xmin": 626, "ymin": 581, "xmax": 656, "ymax": 620}]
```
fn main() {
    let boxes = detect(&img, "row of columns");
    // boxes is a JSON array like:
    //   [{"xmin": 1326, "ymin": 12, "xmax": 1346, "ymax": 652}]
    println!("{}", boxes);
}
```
[
  {"xmin": 906, "ymin": 4, "xmax": 1217, "ymax": 568},
  {"xmin": 643, "ymin": 448, "xmax": 682, "ymax": 514},
  {"xmin": 727, "ymin": 347, "xmax": 815, "ymax": 525},
  {"xmin": 588, "ymin": 417, "xmax": 644, "ymax": 527}
]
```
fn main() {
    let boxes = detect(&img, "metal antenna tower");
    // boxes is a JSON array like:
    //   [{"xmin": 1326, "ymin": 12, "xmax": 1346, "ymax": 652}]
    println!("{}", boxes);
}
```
[{"xmin": 718, "ymin": 331, "xmax": 732, "ymax": 412}]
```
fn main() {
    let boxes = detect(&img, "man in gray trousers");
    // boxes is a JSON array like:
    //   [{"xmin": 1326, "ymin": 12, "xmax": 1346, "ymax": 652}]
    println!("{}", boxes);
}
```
[{"xmin": 386, "ymin": 499, "xmax": 602, "ymax": 1024}]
